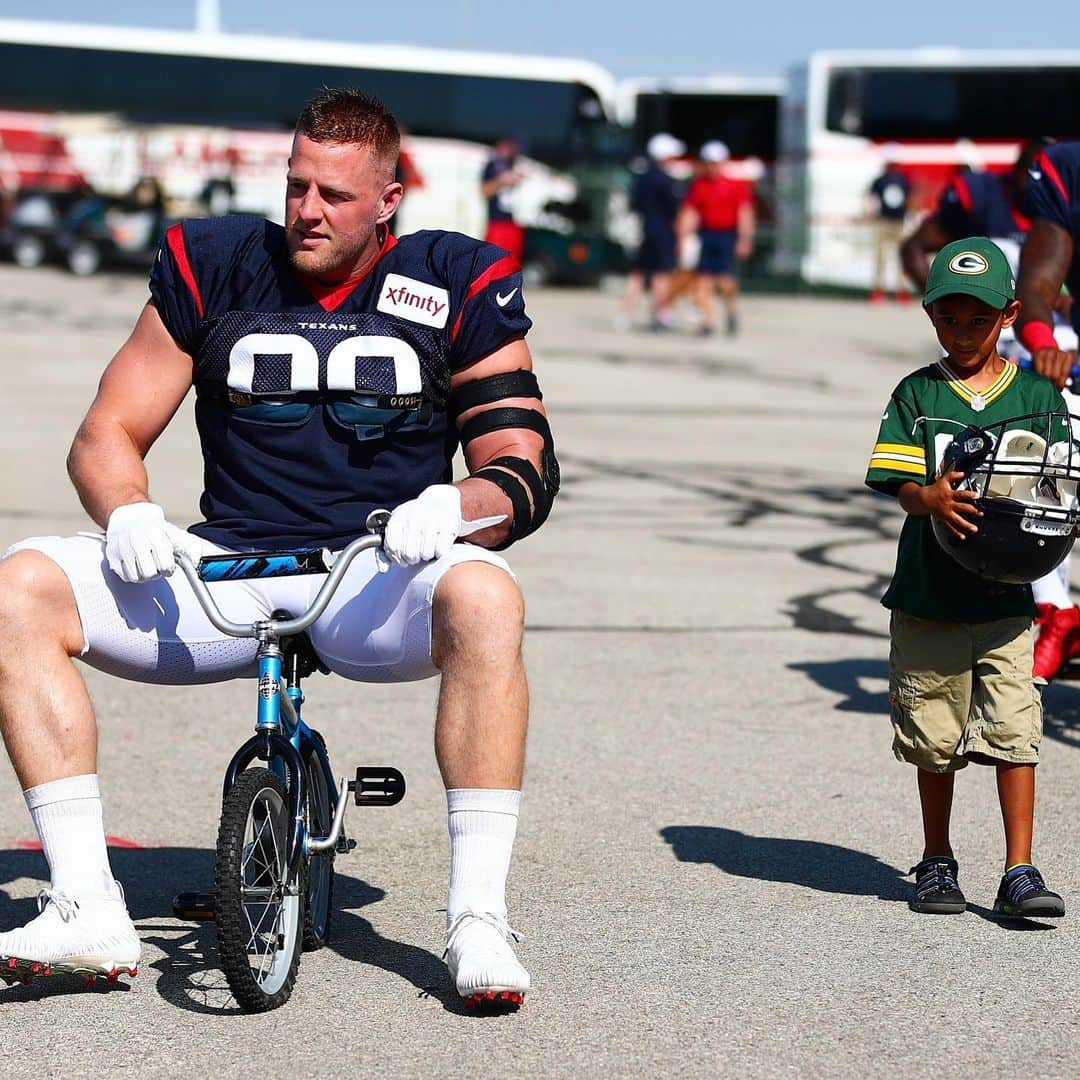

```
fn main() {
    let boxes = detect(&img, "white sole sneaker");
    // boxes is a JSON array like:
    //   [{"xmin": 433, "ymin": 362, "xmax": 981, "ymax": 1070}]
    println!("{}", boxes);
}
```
[
  {"xmin": 444, "ymin": 909, "xmax": 529, "ymax": 1008},
  {"xmin": 0, "ymin": 889, "xmax": 140, "ymax": 986}
]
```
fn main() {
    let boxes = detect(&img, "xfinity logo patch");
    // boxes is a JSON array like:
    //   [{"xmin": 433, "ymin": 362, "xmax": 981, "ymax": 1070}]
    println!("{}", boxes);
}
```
[
  {"xmin": 948, "ymin": 251, "xmax": 989, "ymax": 275},
  {"xmin": 377, "ymin": 274, "xmax": 450, "ymax": 328}
]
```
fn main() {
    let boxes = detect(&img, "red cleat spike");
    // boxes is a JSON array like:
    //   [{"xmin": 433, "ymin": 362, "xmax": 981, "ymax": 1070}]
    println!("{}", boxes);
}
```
[
  {"xmin": 485, "ymin": 990, "xmax": 496, "ymax": 1000},
  {"xmin": 30, "ymin": 964, "xmax": 41, "ymax": 975},
  {"xmin": 127, "ymin": 967, "xmax": 138, "ymax": 978},
  {"xmin": 6, "ymin": 957, "xmax": 16, "ymax": 971},
  {"xmin": 85, "ymin": 975, "xmax": 96, "ymax": 988},
  {"xmin": 106, "ymin": 968, "xmax": 119, "ymax": 983},
  {"xmin": 43, "ymin": 965, "xmax": 51, "ymax": 976}
]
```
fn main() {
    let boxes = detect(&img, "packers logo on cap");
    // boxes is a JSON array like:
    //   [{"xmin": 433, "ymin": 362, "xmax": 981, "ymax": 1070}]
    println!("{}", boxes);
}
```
[{"xmin": 948, "ymin": 251, "xmax": 990, "ymax": 275}]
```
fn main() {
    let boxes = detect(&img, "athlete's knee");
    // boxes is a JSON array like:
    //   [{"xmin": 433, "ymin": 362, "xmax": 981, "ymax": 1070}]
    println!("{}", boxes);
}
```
[
  {"xmin": 0, "ymin": 549, "xmax": 82, "ymax": 654},
  {"xmin": 432, "ymin": 561, "xmax": 524, "ymax": 666}
]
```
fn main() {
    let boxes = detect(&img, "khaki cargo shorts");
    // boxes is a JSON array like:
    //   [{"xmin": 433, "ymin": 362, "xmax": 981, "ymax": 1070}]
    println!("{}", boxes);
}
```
[{"xmin": 889, "ymin": 610, "xmax": 1041, "ymax": 773}]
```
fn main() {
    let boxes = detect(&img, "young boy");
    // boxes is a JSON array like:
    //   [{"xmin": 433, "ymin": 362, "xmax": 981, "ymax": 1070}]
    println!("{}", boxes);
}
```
[{"xmin": 865, "ymin": 237, "xmax": 1067, "ymax": 917}]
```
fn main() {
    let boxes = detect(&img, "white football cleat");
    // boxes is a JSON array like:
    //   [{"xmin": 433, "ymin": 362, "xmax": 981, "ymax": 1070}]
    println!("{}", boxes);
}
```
[
  {"xmin": 0, "ymin": 888, "xmax": 140, "ymax": 985},
  {"xmin": 444, "ymin": 909, "xmax": 529, "ymax": 1008}
]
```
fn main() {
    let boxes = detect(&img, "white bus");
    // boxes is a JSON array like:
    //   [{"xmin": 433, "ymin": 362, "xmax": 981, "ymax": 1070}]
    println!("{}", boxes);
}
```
[
  {"xmin": 776, "ymin": 49, "xmax": 1080, "ymax": 288},
  {"xmin": 0, "ymin": 18, "xmax": 621, "ymax": 253}
]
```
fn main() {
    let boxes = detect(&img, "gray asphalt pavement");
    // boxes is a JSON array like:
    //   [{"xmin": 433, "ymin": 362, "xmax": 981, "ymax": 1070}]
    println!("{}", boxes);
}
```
[{"xmin": 2, "ymin": 266, "xmax": 1080, "ymax": 1077}]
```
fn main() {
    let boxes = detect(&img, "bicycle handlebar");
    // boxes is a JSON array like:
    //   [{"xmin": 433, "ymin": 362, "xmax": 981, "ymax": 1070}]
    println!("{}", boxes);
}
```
[{"xmin": 174, "ymin": 524, "xmax": 387, "ymax": 641}]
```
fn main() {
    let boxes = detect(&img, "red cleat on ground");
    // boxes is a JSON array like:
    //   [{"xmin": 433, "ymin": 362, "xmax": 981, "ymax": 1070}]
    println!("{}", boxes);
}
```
[
  {"xmin": 894, "ymin": 290, "xmax": 913, "ymax": 304},
  {"xmin": 1033, "ymin": 605, "xmax": 1080, "ymax": 682},
  {"xmin": 869, "ymin": 289, "xmax": 887, "ymax": 304}
]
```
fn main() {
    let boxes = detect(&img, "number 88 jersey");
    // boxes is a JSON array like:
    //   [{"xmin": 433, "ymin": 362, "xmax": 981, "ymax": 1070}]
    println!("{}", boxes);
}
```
[{"xmin": 150, "ymin": 214, "xmax": 531, "ymax": 550}]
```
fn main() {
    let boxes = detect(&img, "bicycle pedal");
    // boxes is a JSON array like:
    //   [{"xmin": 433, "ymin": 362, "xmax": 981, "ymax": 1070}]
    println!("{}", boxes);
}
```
[
  {"xmin": 350, "ymin": 767, "xmax": 406, "ymax": 806},
  {"xmin": 172, "ymin": 892, "xmax": 216, "ymax": 920}
]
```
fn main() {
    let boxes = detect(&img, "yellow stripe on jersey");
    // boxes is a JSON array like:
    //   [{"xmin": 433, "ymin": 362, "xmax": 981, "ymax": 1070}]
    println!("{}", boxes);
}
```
[
  {"xmin": 981, "ymin": 361, "xmax": 1018, "ymax": 405},
  {"xmin": 867, "ymin": 455, "xmax": 927, "ymax": 475},
  {"xmin": 873, "ymin": 443, "xmax": 925, "ymax": 459},
  {"xmin": 936, "ymin": 360, "xmax": 1017, "ymax": 408}
]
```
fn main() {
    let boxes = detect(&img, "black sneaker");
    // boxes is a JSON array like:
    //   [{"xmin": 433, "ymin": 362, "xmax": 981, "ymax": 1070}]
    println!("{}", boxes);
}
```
[
  {"xmin": 909, "ymin": 856, "xmax": 967, "ymax": 914},
  {"xmin": 992, "ymin": 864, "xmax": 1065, "ymax": 918}
]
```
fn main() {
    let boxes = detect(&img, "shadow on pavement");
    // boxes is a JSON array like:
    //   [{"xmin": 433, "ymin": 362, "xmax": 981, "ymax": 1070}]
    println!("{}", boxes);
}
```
[
  {"xmin": 791, "ymin": 657, "xmax": 1080, "ymax": 755},
  {"xmin": 661, "ymin": 825, "xmax": 908, "ymax": 901},
  {"xmin": 1040, "ymin": 680, "xmax": 1080, "ymax": 750},
  {"xmin": 0, "ymin": 845, "xmax": 462, "ymax": 1013},
  {"xmin": 329, "ymin": 903, "xmax": 478, "ymax": 1016},
  {"xmin": 788, "ymin": 658, "xmax": 890, "ymax": 715},
  {"xmin": 662, "ymin": 828, "xmax": 1060, "ymax": 932}
]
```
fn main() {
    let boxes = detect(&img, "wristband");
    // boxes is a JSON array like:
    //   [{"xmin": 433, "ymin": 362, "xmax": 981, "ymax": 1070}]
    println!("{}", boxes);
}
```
[{"xmin": 1019, "ymin": 321, "xmax": 1057, "ymax": 353}]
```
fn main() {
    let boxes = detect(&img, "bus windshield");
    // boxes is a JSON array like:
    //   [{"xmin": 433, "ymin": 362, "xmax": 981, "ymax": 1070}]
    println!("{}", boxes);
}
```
[
  {"xmin": 825, "ymin": 65, "xmax": 1080, "ymax": 141},
  {"xmin": 632, "ymin": 91, "xmax": 779, "ymax": 159},
  {"xmin": 0, "ymin": 40, "xmax": 611, "ymax": 165}
]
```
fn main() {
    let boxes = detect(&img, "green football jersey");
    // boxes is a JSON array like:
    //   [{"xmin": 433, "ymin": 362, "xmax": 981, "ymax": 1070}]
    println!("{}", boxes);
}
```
[{"xmin": 865, "ymin": 360, "xmax": 1069, "ymax": 622}]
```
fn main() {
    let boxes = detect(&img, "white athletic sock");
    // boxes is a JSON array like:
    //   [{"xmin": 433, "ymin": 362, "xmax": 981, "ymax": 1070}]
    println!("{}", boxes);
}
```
[
  {"xmin": 446, "ymin": 788, "xmax": 521, "ymax": 927},
  {"xmin": 1033, "ymin": 559, "xmax": 1072, "ymax": 609},
  {"xmin": 24, "ymin": 775, "xmax": 119, "ymax": 900}
]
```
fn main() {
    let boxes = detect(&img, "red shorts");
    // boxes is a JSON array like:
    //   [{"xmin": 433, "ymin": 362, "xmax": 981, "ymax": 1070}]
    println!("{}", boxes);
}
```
[{"xmin": 484, "ymin": 221, "xmax": 525, "ymax": 262}]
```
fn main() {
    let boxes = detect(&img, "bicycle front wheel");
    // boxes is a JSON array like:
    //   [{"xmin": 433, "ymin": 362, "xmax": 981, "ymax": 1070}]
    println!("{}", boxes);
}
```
[{"xmin": 214, "ymin": 768, "xmax": 303, "ymax": 1012}]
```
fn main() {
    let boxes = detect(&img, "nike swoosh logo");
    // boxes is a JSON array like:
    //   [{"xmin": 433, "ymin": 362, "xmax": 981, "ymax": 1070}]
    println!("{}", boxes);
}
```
[{"xmin": 496, "ymin": 288, "xmax": 518, "ymax": 307}]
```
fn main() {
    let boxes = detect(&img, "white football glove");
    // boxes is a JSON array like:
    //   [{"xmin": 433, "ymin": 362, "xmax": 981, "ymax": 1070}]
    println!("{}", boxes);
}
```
[
  {"xmin": 382, "ymin": 484, "xmax": 506, "ymax": 567},
  {"xmin": 105, "ymin": 502, "xmax": 192, "ymax": 583}
]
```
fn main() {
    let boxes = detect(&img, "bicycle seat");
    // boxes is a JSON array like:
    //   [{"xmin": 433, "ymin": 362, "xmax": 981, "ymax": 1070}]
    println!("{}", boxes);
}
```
[{"xmin": 272, "ymin": 610, "xmax": 330, "ymax": 677}]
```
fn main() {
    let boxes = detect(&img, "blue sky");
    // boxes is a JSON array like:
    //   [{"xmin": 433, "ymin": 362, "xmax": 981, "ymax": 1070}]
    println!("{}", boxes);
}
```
[{"xmin": 1, "ymin": 0, "xmax": 1070, "ymax": 78}]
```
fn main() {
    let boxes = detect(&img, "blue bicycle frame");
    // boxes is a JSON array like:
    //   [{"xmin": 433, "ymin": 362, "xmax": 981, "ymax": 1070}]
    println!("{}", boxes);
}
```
[{"xmin": 176, "ymin": 525, "xmax": 390, "ymax": 884}]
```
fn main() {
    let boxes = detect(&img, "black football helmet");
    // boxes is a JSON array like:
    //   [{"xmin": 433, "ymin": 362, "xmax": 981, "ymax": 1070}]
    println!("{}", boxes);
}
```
[{"xmin": 931, "ymin": 413, "xmax": 1080, "ymax": 585}]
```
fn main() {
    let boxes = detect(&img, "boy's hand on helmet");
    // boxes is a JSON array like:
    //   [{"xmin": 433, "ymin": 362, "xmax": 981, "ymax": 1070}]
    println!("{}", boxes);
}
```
[{"xmin": 926, "ymin": 473, "xmax": 983, "ymax": 539}]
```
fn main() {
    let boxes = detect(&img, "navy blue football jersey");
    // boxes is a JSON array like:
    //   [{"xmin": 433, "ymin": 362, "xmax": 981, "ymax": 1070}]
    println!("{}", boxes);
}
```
[
  {"xmin": 481, "ymin": 154, "xmax": 517, "ymax": 223},
  {"xmin": 936, "ymin": 168, "xmax": 1029, "ymax": 246},
  {"xmin": 1026, "ymin": 142, "xmax": 1080, "ymax": 331},
  {"xmin": 870, "ymin": 169, "xmax": 909, "ymax": 222},
  {"xmin": 149, "ymin": 215, "xmax": 531, "ymax": 549}
]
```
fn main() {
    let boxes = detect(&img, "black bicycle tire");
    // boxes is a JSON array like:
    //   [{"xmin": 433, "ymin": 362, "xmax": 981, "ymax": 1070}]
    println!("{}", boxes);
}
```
[
  {"xmin": 302, "ymin": 746, "xmax": 335, "ymax": 951},
  {"xmin": 214, "ymin": 768, "xmax": 303, "ymax": 1012}
]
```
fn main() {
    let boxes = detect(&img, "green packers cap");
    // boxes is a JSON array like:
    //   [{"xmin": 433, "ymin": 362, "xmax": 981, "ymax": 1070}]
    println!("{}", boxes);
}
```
[{"xmin": 924, "ymin": 236, "xmax": 1016, "ymax": 309}]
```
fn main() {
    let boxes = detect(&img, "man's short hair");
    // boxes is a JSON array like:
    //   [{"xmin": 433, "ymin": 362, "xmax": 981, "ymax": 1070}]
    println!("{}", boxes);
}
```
[{"xmin": 295, "ymin": 88, "xmax": 400, "ymax": 177}]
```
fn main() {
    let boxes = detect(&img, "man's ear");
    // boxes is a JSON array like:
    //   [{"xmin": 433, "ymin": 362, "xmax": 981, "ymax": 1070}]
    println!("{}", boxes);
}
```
[
  {"xmin": 376, "ymin": 181, "xmax": 404, "ymax": 225},
  {"xmin": 1000, "ymin": 298, "xmax": 1022, "ymax": 329}
]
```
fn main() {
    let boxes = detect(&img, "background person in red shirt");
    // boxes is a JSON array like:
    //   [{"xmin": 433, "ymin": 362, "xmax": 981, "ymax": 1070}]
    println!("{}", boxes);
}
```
[{"xmin": 677, "ymin": 141, "xmax": 755, "ymax": 336}]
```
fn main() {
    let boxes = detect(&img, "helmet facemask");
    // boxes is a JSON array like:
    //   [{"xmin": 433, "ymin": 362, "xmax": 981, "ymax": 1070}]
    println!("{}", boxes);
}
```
[{"xmin": 931, "ymin": 412, "xmax": 1080, "ymax": 584}]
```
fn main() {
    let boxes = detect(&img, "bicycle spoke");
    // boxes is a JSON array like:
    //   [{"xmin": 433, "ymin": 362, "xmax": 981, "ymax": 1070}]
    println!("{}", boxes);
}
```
[
  {"xmin": 241, "ymin": 796, "xmax": 282, "ymax": 966},
  {"xmin": 216, "ymin": 771, "xmax": 303, "ymax": 1007},
  {"xmin": 244, "ymin": 899, "xmax": 276, "ymax": 952},
  {"xmin": 265, "ymin": 798, "xmax": 283, "ymax": 876}
]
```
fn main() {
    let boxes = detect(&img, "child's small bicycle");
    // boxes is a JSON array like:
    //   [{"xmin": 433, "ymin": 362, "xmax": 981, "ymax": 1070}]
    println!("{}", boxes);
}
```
[{"xmin": 171, "ymin": 510, "xmax": 405, "ymax": 1012}]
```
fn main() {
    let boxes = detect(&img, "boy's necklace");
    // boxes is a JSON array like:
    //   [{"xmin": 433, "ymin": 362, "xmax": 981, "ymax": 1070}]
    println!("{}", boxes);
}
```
[{"xmin": 941, "ymin": 356, "xmax": 1006, "ymax": 412}]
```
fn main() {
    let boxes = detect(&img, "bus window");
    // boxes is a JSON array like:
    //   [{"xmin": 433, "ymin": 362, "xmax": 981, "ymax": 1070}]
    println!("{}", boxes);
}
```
[
  {"xmin": 632, "ymin": 91, "xmax": 778, "ymax": 159},
  {"xmin": 826, "ymin": 66, "xmax": 1080, "ymax": 141}
]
